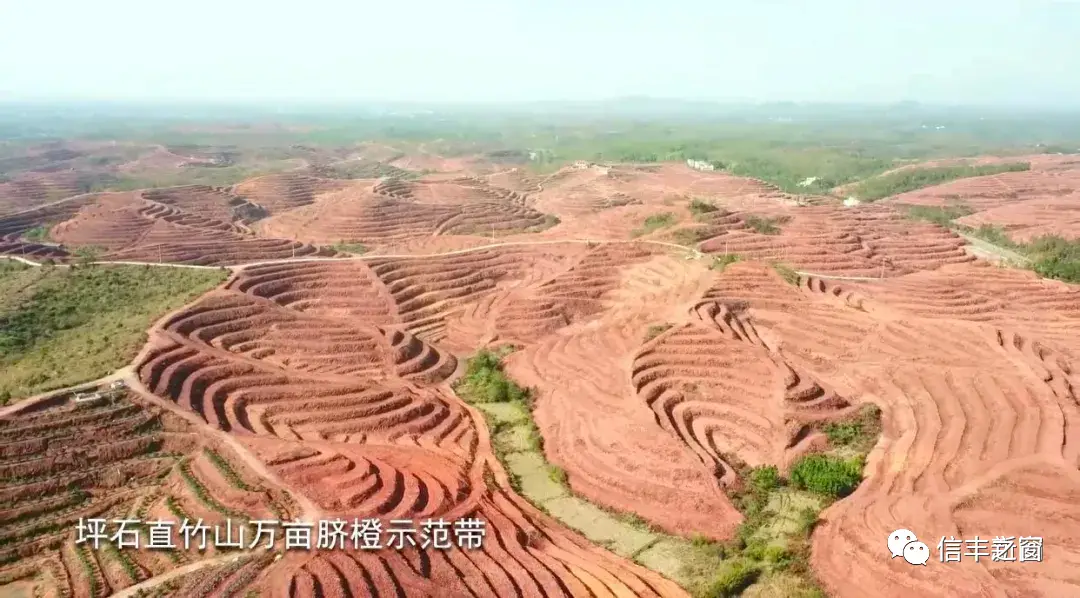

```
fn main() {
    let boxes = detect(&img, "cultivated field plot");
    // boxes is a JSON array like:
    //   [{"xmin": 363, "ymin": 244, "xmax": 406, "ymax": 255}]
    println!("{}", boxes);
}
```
[
  {"xmin": 885, "ymin": 154, "xmax": 1080, "ymax": 241},
  {"xmin": 3, "ymin": 151, "xmax": 1080, "ymax": 597},
  {"xmin": 0, "ymin": 385, "xmax": 296, "ymax": 598}
]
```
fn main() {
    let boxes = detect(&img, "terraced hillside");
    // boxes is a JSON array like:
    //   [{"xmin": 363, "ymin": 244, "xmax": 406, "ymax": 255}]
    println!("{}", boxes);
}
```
[
  {"xmin": 0, "ymin": 385, "xmax": 296, "ymax": 598},
  {"xmin": 131, "ymin": 255, "xmax": 686, "ymax": 597},
  {"xmin": 883, "ymin": 154, "xmax": 1080, "ymax": 242},
  {"xmin": 2, "ymin": 151, "xmax": 1080, "ymax": 597}
]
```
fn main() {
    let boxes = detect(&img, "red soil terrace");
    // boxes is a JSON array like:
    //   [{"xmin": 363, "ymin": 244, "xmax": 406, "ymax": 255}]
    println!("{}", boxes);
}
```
[
  {"xmin": 885, "ymin": 154, "xmax": 1080, "ymax": 241},
  {"xmin": 3, "ymin": 156, "xmax": 1080, "ymax": 597}
]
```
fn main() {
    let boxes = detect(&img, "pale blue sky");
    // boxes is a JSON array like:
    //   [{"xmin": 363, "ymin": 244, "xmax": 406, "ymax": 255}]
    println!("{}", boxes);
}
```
[{"xmin": 1, "ymin": 0, "xmax": 1078, "ymax": 106}]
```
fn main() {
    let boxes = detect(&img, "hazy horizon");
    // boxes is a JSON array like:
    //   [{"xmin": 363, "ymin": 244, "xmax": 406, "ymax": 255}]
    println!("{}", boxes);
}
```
[{"xmin": 2, "ymin": 0, "xmax": 1079, "ymax": 108}]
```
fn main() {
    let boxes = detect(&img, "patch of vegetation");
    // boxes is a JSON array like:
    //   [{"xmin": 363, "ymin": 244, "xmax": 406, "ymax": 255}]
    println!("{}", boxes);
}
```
[
  {"xmin": 178, "ymin": 459, "xmax": 246, "ymax": 518},
  {"xmin": 701, "ymin": 559, "xmax": 761, "ymax": 598},
  {"xmin": 453, "ymin": 349, "xmax": 531, "ymax": 404},
  {"xmin": 689, "ymin": 198, "xmax": 719, "ymax": 216},
  {"xmin": 164, "ymin": 495, "xmax": 191, "ymax": 521},
  {"xmin": 963, "ymin": 227, "xmax": 1080, "ymax": 283},
  {"xmin": 1025, "ymin": 235, "xmax": 1080, "ymax": 283},
  {"xmin": 743, "ymin": 215, "xmax": 787, "ymax": 235},
  {"xmin": 311, "ymin": 160, "xmax": 418, "ymax": 180},
  {"xmin": 771, "ymin": 263, "xmax": 800, "ymax": 285},
  {"xmin": 849, "ymin": 162, "xmax": 1031, "ymax": 201},
  {"xmin": 0, "ymin": 265, "xmax": 226, "ymax": 403},
  {"xmin": 644, "ymin": 323, "xmax": 674, "ymax": 342},
  {"xmin": 21, "ymin": 226, "xmax": 51, "ymax": 242},
  {"xmin": 632, "ymin": 212, "xmax": 677, "ymax": 237},
  {"xmin": 789, "ymin": 454, "xmax": 865, "ymax": 498},
  {"xmin": 902, "ymin": 203, "xmax": 975, "ymax": 227},
  {"xmin": 102, "ymin": 540, "xmax": 142, "ymax": 583},
  {"xmin": 547, "ymin": 464, "xmax": 569, "ymax": 488},
  {"xmin": 203, "ymin": 448, "xmax": 257, "ymax": 492},
  {"xmin": 967, "ymin": 223, "xmax": 1016, "ymax": 248},
  {"xmin": 711, "ymin": 253, "xmax": 742, "ymax": 272},
  {"xmin": 331, "ymin": 241, "xmax": 368, "ymax": 255},
  {"xmin": 74, "ymin": 544, "xmax": 100, "ymax": 598},
  {"xmin": 711, "ymin": 404, "xmax": 883, "ymax": 596},
  {"xmin": 822, "ymin": 404, "xmax": 882, "ymax": 453},
  {"xmin": 671, "ymin": 226, "xmax": 718, "ymax": 247},
  {"xmin": 527, "ymin": 214, "xmax": 562, "ymax": 232}
]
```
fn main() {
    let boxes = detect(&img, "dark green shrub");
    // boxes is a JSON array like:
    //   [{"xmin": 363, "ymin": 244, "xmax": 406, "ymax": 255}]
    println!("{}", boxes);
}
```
[
  {"xmin": 702, "ymin": 559, "xmax": 761, "ymax": 598},
  {"xmin": 749, "ymin": 465, "xmax": 781, "ymax": 494},
  {"xmin": 744, "ymin": 215, "xmax": 783, "ymax": 235},
  {"xmin": 790, "ymin": 454, "xmax": 864, "ymax": 498},
  {"xmin": 689, "ymin": 198, "xmax": 719, "ymax": 215},
  {"xmin": 711, "ymin": 253, "xmax": 741, "ymax": 271}
]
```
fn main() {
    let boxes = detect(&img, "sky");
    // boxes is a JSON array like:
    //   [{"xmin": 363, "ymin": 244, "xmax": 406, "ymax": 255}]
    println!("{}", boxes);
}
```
[{"xmin": 1, "ymin": 0, "xmax": 1078, "ymax": 107}]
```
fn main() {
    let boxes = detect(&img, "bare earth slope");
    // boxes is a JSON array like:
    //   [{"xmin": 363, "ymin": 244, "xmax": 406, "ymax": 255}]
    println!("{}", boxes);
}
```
[
  {"xmin": 884, "ymin": 154, "xmax": 1080, "ymax": 241},
  {"xmin": 3, "ymin": 157, "xmax": 1080, "ymax": 597}
]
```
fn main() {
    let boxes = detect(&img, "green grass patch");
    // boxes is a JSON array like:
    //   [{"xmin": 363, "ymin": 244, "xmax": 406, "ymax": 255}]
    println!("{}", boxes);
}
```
[
  {"xmin": 689, "ymin": 198, "xmax": 720, "ymax": 216},
  {"xmin": 789, "ymin": 454, "xmax": 864, "ymax": 498},
  {"xmin": 0, "ymin": 265, "xmax": 226, "ymax": 403},
  {"xmin": 967, "ymin": 224, "xmax": 1017, "ymax": 248},
  {"xmin": 900, "ymin": 205, "xmax": 1080, "ymax": 283},
  {"xmin": 849, "ymin": 162, "xmax": 1031, "ymax": 201},
  {"xmin": 771, "ymin": 263, "xmax": 800, "ymax": 285},
  {"xmin": 711, "ymin": 253, "xmax": 742, "ymax": 272},
  {"xmin": 331, "ymin": 242, "xmax": 368, "ymax": 255},
  {"xmin": 21, "ymin": 226, "xmax": 51, "ymax": 243},
  {"xmin": 644, "ymin": 323, "xmax": 674, "ymax": 342},
  {"xmin": 963, "ymin": 228, "xmax": 1080, "ymax": 283},
  {"xmin": 714, "ymin": 404, "xmax": 883, "ymax": 596},
  {"xmin": 1015, "ymin": 235, "xmax": 1080, "ymax": 283},
  {"xmin": 453, "ymin": 349, "xmax": 531, "ymax": 404},
  {"xmin": 743, "ymin": 215, "xmax": 787, "ymax": 235},
  {"xmin": 632, "ymin": 212, "xmax": 677, "ymax": 237},
  {"xmin": 902, "ymin": 203, "xmax": 975, "ymax": 227},
  {"xmin": 547, "ymin": 464, "xmax": 569, "ymax": 488},
  {"xmin": 822, "ymin": 404, "xmax": 882, "ymax": 453},
  {"xmin": 701, "ymin": 558, "xmax": 761, "ymax": 598}
]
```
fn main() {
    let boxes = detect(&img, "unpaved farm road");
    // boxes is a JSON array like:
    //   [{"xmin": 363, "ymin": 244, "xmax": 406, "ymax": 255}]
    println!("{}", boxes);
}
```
[
  {"xmin": 109, "ymin": 552, "xmax": 258, "ymax": 598},
  {"xmin": 4, "ymin": 237, "xmax": 890, "ymax": 281}
]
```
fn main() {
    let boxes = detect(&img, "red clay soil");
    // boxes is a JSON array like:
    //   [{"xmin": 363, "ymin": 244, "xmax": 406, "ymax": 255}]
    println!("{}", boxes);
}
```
[
  {"xmin": 8, "ymin": 157, "xmax": 1080, "ymax": 596},
  {"xmin": 257, "ymin": 178, "xmax": 554, "ymax": 245},
  {"xmin": 0, "ymin": 387, "xmax": 295, "ymax": 598},
  {"xmin": 0, "ymin": 185, "xmax": 336, "ymax": 266},
  {"xmin": 131, "ymin": 254, "xmax": 686, "ymax": 597},
  {"xmin": 0, "ymin": 174, "xmax": 83, "ymax": 216},
  {"xmin": 885, "ymin": 154, "xmax": 1080, "ymax": 241},
  {"xmin": 687, "ymin": 260, "xmax": 1080, "ymax": 598},
  {"xmin": 230, "ymin": 174, "xmax": 352, "ymax": 215}
]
